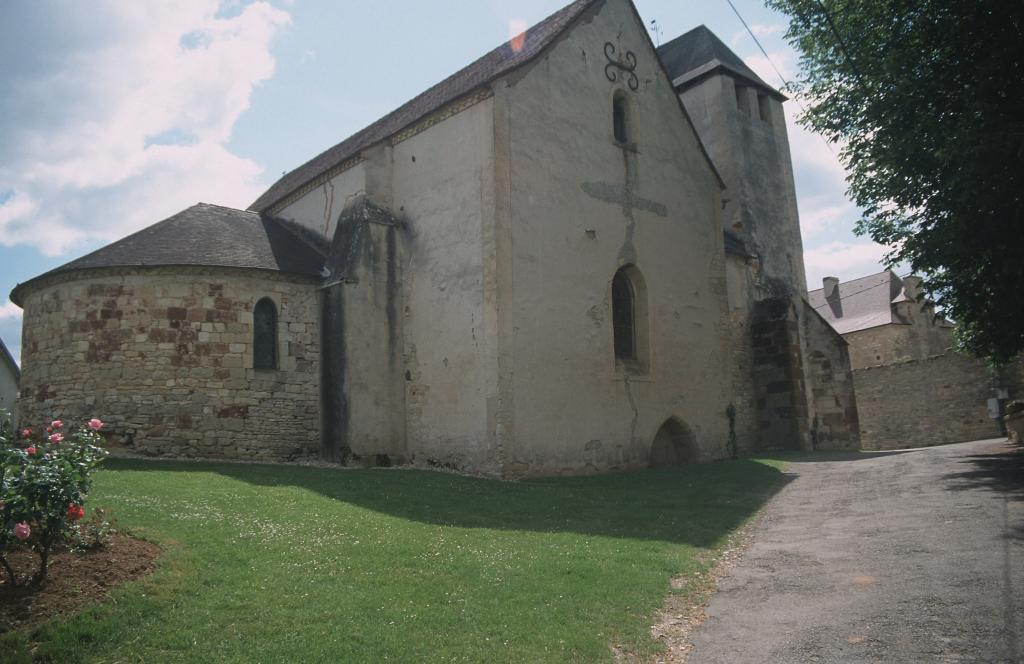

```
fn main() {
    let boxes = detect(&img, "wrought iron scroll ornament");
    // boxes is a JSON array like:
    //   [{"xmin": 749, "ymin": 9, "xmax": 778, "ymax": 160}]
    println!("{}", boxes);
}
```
[{"xmin": 604, "ymin": 42, "xmax": 638, "ymax": 91}]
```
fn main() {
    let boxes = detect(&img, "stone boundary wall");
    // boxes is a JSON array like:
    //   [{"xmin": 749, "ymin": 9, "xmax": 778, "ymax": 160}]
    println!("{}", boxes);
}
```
[
  {"xmin": 18, "ymin": 267, "xmax": 320, "ymax": 461},
  {"xmin": 853, "ymin": 352, "xmax": 1003, "ymax": 450}
]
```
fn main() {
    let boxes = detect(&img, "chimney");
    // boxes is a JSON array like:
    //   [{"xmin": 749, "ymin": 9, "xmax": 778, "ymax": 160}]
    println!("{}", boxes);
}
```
[{"xmin": 823, "ymin": 276, "xmax": 840, "ymax": 300}]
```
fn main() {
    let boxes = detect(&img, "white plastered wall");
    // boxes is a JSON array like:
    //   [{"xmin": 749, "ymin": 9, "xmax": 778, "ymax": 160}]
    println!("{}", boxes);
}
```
[{"xmin": 493, "ymin": 0, "xmax": 733, "ymax": 474}]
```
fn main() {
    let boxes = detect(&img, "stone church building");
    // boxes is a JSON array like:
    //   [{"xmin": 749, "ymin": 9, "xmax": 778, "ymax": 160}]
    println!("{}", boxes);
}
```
[{"xmin": 11, "ymin": 0, "xmax": 859, "ymax": 476}]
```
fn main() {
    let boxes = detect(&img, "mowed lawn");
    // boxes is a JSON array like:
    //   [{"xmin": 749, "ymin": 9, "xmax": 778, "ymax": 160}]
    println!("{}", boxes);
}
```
[{"xmin": 4, "ymin": 456, "xmax": 787, "ymax": 663}]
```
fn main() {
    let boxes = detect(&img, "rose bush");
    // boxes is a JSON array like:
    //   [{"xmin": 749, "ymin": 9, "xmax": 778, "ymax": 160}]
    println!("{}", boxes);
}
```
[{"xmin": 0, "ymin": 411, "xmax": 108, "ymax": 585}]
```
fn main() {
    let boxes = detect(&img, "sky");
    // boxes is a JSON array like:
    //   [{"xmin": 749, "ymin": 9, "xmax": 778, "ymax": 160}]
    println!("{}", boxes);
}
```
[{"xmin": 0, "ymin": 0, "xmax": 891, "ymax": 366}]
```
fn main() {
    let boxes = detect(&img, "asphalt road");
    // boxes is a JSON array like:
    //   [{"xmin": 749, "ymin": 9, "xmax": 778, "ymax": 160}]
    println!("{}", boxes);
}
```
[{"xmin": 688, "ymin": 438, "xmax": 1024, "ymax": 664}]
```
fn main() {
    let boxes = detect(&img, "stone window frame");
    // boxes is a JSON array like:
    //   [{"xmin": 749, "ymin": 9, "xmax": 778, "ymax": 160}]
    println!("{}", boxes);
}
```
[
  {"xmin": 611, "ymin": 88, "xmax": 636, "ymax": 147},
  {"xmin": 611, "ymin": 264, "xmax": 650, "ymax": 375},
  {"xmin": 253, "ymin": 297, "xmax": 279, "ymax": 371}
]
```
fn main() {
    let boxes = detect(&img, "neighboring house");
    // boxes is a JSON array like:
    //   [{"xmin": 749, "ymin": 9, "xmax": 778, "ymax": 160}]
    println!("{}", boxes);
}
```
[
  {"xmin": 807, "ymin": 270, "xmax": 954, "ymax": 370},
  {"xmin": 0, "ymin": 337, "xmax": 19, "ymax": 420},
  {"xmin": 809, "ymin": 271, "xmax": 1023, "ymax": 449},
  {"xmin": 9, "ymin": 0, "xmax": 858, "ymax": 476}
]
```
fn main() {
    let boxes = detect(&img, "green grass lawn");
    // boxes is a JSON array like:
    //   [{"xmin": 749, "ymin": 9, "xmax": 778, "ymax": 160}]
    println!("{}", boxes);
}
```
[{"xmin": 3, "ymin": 456, "xmax": 787, "ymax": 663}]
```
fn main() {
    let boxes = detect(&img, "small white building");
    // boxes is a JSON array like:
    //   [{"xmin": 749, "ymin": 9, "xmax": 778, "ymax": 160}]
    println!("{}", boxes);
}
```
[{"xmin": 0, "ymin": 337, "xmax": 19, "ymax": 421}]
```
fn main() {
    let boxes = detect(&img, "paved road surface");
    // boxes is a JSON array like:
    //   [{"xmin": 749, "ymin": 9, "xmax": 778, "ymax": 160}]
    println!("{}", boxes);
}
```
[{"xmin": 688, "ymin": 439, "xmax": 1023, "ymax": 664}]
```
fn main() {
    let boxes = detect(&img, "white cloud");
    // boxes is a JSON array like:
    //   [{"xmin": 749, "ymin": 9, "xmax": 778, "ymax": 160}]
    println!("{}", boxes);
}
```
[
  {"xmin": 0, "ymin": 1, "xmax": 291, "ymax": 256},
  {"xmin": 798, "ymin": 197, "xmax": 856, "ymax": 236},
  {"xmin": 804, "ymin": 240, "xmax": 891, "ymax": 286},
  {"xmin": 742, "ymin": 49, "xmax": 793, "ymax": 92},
  {"xmin": 730, "ymin": 23, "xmax": 783, "ymax": 48},
  {"xmin": 0, "ymin": 300, "xmax": 22, "ymax": 321}
]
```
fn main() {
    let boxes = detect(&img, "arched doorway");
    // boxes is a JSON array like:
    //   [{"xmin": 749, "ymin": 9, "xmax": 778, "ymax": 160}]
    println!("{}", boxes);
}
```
[{"xmin": 650, "ymin": 417, "xmax": 698, "ymax": 467}]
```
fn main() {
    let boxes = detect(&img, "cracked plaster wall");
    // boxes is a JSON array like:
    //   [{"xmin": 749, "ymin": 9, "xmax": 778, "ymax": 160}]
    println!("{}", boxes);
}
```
[{"xmin": 493, "ymin": 0, "xmax": 733, "ymax": 475}]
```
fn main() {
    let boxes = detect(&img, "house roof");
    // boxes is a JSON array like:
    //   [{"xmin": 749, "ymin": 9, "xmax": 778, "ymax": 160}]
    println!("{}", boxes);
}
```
[
  {"xmin": 249, "ymin": 0, "xmax": 600, "ymax": 213},
  {"xmin": 10, "ymin": 203, "xmax": 325, "ymax": 305},
  {"xmin": 807, "ymin": 270, "xmax": 909, "ymax": 334},
  {"xmin": 0, "ymin": 337, "xmax": 18, "ymax": 379},
  {"xmin": 657, "ymin": 24, "xmax": 784, "ymax": 99}
]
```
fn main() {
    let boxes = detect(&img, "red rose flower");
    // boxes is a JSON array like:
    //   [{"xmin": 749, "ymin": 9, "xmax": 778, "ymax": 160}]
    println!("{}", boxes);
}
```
[{"xmin": 66, "ymin": 504, "xmax": 85, "ymax": 521}]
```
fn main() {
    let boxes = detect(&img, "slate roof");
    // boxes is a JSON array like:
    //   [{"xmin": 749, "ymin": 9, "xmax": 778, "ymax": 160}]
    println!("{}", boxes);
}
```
[
  {"xmin": 10, "ymin": 203, "xmax": 325, "ymax": 305},
  {"xmin": 249, "ymin": 0, "xmax": 599, "ymax": 213},
  {"xmin": 657, "ymin": 25, "xmax": 784, "ymax": 98},
  {"xmin": 807, "ymin": 270, "xmax": 909, "ymax": 335}
]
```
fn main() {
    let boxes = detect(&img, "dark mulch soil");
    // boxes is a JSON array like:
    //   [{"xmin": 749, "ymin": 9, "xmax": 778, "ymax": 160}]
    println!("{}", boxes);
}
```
[{"xmin": 0, "ymin": 535, "xmax": 161, "ymax": 632}]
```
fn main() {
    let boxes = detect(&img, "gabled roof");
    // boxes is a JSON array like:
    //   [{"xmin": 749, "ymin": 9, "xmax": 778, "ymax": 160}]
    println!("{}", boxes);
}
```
[
  {"xmin": 657, "ymin": 25, "xmax": 784, "ymax": 99},
  {"xmin": 10, "ymin": 203, "xmax": 325, "ymax": 305},
  {"xmin": 807, "ymin": 270, "xmax": 909, "ymax": 335},
  {"xmin": 0, "ymin": 337, "xmax": 18, "ymax": 378},
  {"xmin": 249, "ymin": 0, "xmax": 600, "ymax": 213}
]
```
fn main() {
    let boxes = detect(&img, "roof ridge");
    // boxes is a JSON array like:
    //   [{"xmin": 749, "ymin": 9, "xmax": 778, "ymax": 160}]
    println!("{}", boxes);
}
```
[
  {"xmin": 248, "ymin": 0, "xmax": 600, "ymax": 213},
  {"xmin": 656, "ymin": 23, "xmax": 779, "ymax": 96},
  {"xmin": 806, "ymin": 269, "xmax": 897, "ymax": 294}
]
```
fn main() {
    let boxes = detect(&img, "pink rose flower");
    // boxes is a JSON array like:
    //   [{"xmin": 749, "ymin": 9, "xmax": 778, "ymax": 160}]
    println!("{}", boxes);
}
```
[
  {"xmin": 51, "ymin": 419, "xmax": 63, "ymax": 430},
  {"xmin": 20, "ymin": 428, "xmax": 31, "ymax": 438},
  {"xmin": 48, "ymin": 432, "xmax": 64, "ymax": 443},
  {"xmin": 13, "ymin": 522, "xmax": 30, "ymax": 541},
  {"xmin": 88, "ymin": 418, "xmax": 104, "ymax": 431},
  {"xmin": 26, "ymin": 446, "xmax": 37, "ymax": 455}
]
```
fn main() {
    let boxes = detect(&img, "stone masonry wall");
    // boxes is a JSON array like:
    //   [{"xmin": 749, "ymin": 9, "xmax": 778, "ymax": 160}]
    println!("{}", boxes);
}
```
[
  {"xmin": 800, "ymin": 301, "xmax": 859, "ymax": 450},
  {"xmin": 18, "ymin": 267, "xmax": 320, "ymax": 461},
  {"xmin": 750, "ymin": 297, "xmax": 808, "ymax": 450},
  {"xmin": 853, "ymin": 352, "xmax": 1003, "ymax": 450}
]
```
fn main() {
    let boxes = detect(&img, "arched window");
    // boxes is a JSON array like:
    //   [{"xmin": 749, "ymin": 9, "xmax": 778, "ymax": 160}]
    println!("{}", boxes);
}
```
[
  {"xmin": 612, "ymin": 270, "xmax": 635, "ymax": 360},
  {"xmin": 253, "ymin": 298, "xmax": 278, "ymax": 370},
  {"xmin": 612, "ymin": 91, "xmax": 628, "ymax": 144},
  {"xmin": 611, "ymin": 265, "xmax": 649, "ymax": 373}
]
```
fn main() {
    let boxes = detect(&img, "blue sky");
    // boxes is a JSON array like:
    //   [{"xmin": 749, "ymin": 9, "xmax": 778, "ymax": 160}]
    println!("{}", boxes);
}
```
[{"xmin": 0, "ymin": 0, "xmax": 889, "ymax": 365}]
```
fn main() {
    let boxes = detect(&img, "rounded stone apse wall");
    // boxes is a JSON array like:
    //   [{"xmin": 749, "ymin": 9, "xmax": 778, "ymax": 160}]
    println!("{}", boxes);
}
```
[{"xmin": 17, "ymin": 267, "xmax": 321, "ymax": 461}]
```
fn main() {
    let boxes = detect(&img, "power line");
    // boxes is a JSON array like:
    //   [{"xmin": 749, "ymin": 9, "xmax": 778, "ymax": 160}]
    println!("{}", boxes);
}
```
[
  {"xmin": 725, "ymin": 0, "xmax": 790, "ymax": 91},
  {"xmin": 723, "ymin": 0, "xmax": 840, "ymax": 160},
  {"xmin": 810, "ymin": 0, "xmax": 871, "ymax": 96}
]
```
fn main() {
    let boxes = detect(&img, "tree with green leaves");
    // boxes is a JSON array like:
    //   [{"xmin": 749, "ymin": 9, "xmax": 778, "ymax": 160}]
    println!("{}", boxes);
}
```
[{"xmin": 766, "ymin": 0, "xmax": 1024, "ymax": 362}]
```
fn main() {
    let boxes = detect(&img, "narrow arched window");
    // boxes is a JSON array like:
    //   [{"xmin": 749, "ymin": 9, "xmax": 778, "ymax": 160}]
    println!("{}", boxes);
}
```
[
  {"xmin": 612, "ymin": 92, "xmax": 628, "ymax": 144},
  {"xmin": 612, "ymin": 270, "xmax": 636, "ymax": 360},
  {"xmin": 253, "ymin": 298, "xmax": 278, "ymax": 370}
]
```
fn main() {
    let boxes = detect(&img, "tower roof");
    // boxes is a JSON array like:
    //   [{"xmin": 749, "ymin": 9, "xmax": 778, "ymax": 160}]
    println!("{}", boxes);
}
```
[{"xmin": 657, "ymin": 25, "xmax": 784, "ymax": 99}]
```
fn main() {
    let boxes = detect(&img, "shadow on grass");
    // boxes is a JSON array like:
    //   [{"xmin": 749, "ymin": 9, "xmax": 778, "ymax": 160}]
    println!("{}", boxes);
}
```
[
  {"xmin": 101, "ymin": 457, "xmax": 792, "ymax": 548},
  {"xmin": 750, "ymin": 448, "xmax": 913, "ymax": 464}
]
